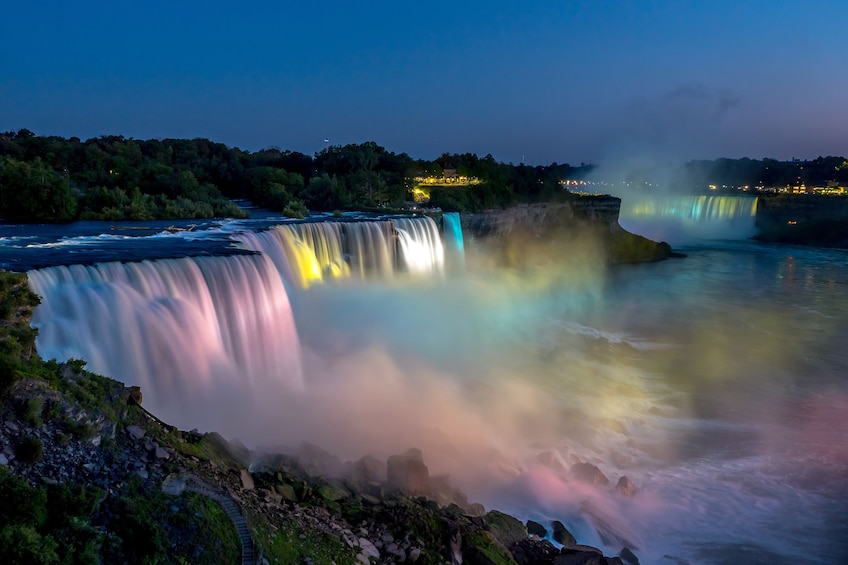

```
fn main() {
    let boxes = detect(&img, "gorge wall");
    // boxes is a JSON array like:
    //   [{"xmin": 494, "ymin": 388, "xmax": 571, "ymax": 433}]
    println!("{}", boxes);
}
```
[
  {"xmin": 460, "ymin": 196, "xmax": 675, "ymax": 267},
  {"xmin": 755, "ymin": 193, "xmax": 848, "ymax": 247}
]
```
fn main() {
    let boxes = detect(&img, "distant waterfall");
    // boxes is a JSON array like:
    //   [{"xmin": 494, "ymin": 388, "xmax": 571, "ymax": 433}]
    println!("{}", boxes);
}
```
[
  {"xmin": 618, "ymin": 194, "xmax": 759, "ymax": 244},
  {"xmin": 27, "ymin": 254, "xmax": 303, "ymax": 430},
  {"xmin": 442, "ymin": 212, "xmax": 466, "ymax": 271},
  {"xmin": 235, "ymin": 217, "xmax": 444, "ymax": 288}
]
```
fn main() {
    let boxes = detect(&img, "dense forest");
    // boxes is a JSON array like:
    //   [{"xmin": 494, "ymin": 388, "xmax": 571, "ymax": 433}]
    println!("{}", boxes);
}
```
[
  {"xmin": 0, "ymin": 130, "xmax": 589, "ymax": 223},
  {"xmin": 1, "ymin": 129, "xmax": 846, "ymax": 223}
]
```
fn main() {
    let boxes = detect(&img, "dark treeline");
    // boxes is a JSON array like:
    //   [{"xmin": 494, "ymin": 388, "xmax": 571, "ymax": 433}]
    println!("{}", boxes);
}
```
[
  {"xmin": 682, "ymin": 156, "xmax": 848, "ymax": 190},
  {"xmin": 3, "ymin": 129, "xmax": 846, "ymax": 223},
  {"xmin": 0, "ymin": 130, "xmax": 592, "ymax": 222}
]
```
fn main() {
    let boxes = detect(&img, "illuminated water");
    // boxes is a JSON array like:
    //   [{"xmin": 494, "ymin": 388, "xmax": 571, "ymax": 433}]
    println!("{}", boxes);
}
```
[
  {"xmin": 618, "ymin": 194, "xmax": 759, "ymax": 245},
  {"xmin": 6, "ymin": 215, "xmax": 848, "ymax": 564}
]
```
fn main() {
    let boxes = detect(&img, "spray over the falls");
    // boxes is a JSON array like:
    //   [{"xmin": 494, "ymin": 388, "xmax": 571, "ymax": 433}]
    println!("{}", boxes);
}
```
[
  {"xmin": 617, "ymin": 194, "xmax": 759, "ymax": 244},
  {"xmin": 23, "ymin": 215, "xmax": 848, "ymax": 563}
]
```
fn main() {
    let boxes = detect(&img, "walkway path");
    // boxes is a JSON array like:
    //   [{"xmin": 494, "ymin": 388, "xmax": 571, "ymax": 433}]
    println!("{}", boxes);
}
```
[{"xmin": 181, "ymin": 474, "xmax": 256, "ymax": 565}]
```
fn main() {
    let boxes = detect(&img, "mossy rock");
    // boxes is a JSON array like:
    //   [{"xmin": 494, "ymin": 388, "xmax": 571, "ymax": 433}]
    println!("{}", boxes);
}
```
[
  {"xmin": 274, "ymin": 483, "xmax": 298, "ymax": 502},
  {"xmin": 462, "ymin": 529, "xmax": 518, "ymax": 565},
  {"xmin": 317, "ymin": 480, "xmax": 350, "ymax": 502},
  {"xmin": 482, "ymin": 510, "xmax": 527, "ymax": 548}
]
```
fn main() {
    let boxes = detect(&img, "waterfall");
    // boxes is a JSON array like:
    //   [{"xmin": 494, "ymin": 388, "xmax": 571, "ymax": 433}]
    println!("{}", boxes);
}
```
[
  {"xmin": 394, "ymin": 217, "xmax": 444, "ymax": 275},
  {"xmin": 618, "ymin": 194, "xmax": 759, "ymax": 244},
  {"xmin": 235, "ymin": 216, "xmax": 444, "ymax": 287},
  {"xmin": 442, "ymin": 212, "xmax": 466, "ymax": 271},
  {"xmin": 27, "ymin": 254, "xmax": 303, "ymax": 431}
]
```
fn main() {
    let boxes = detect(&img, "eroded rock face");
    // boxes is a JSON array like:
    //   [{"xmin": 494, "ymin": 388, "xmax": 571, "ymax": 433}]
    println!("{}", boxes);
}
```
[
  {"xmin": 571, "ymin": 462, "xmax": 610, "ymax": 487},
  {"xmin": 387, "ymin": 448, "xmax": 430, "ymax": 495}
]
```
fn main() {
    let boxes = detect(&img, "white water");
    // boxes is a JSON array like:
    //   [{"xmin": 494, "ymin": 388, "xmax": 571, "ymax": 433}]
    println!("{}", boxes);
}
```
[
  {"xmin": 24, "ymin": 218, "xmax": 848, "ymax": 564},
  {"xmin": 27, "ymin": 254, "xmax": 303, "ymax": 432},
  {"xmin": 618, "ymin": 194, "xmax": 759, "ymax": 245}
]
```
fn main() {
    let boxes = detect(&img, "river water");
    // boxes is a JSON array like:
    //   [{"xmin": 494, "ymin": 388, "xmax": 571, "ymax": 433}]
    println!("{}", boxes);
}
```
[{"xmin": 2, "ymin": 207, "xmax": 846, "ymax": 564}]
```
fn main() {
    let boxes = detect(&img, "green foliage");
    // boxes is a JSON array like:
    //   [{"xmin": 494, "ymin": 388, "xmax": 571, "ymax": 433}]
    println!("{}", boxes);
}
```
[
  {"xmin": 0, "ymin": 467, "xmax": 48, "ymax": 528},
  {"xmin": 23, "ymin": 396, "xmax": 44, "ymax": 426},
  {"xmin": 100, "ymin": 480, "xmax": 240, "ymax": 565},
  {"xmin": 0, "ymin": 524, "xmax": 60, "ymax": 565}
]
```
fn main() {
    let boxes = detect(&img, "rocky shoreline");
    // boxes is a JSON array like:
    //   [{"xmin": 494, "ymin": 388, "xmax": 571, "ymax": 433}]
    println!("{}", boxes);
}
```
[{"xmin": 0, "ymin": 360, "xmax": 645, "ymax": 565}]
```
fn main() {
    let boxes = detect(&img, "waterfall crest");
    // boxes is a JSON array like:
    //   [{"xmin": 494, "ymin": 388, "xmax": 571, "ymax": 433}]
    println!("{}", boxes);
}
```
[
  {"xmin": 235, "ymin": 216, "xmax": 444, "ymax": 287},
  {"xmin": 619, "ymin": 194, "xmax": 758, "ymax": 244}
]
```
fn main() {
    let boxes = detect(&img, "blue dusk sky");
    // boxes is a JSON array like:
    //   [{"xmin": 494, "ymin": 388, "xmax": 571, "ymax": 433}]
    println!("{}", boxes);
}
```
[{"xmin": 2, "ymin": 0, "xmax": 846, "ymax": 165}]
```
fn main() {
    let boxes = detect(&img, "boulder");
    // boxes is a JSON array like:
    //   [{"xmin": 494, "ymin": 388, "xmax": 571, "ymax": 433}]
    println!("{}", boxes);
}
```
[
  {"xmin": 483, "ymin": 510, "xmax": 527, "ymax": 548},
  {"xmin": 349, "ymin": 454, "xmax": 387, "ymax": 484},
  {"xmin": 555, "ymin": 545, "xmax": 604, "ymax": 565},
  {"xmin": 571, "ymin": 462, "xmax": 609, "ymax": 486},
  {"xmin": 527, "ymin": 519, "xmax": 547, "ymax": 538},
  {"xmin": 619, "ymin": 547, "xmax": 640, "ymax": 565},
  {"xmin": 510, "ymin": 538, "xmax": 560, "ymax": 565},
  {"xmin": 240, "ymin": 468, "xmax": 255, "ymax": 490},
  {"xmin": 387, "ymin": 448, "xmax": 429, "ymax": 495},
  {"xmin": 317, "ymin": 480, "xmax": 350, "ymax": 502},
  {"xmin": 125, "ymin": 425, "xmax": 146, "ymax": 440},
  {"xmin": 552, "ymin": 520, "xmax": 576, "ymax": 546},
  {"xmin": 274, "ymin": 483, "xmax": 298, "ymax": 502},
  {"xmin": 615, "ymin": 476, "xmax": 637, "ymax": 498}
]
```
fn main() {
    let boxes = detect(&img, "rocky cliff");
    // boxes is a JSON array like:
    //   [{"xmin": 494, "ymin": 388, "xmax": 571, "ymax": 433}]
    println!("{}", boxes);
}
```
[
  {"xmin": 755, "ymin": 193, "xmax": 848, "ymax": 247},
  {"xmin": 461, "ymin": 196, "xmax": 676, "ymax": 267}
]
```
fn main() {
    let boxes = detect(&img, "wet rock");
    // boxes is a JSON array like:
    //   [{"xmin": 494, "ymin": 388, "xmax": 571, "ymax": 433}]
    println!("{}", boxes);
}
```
[
  {"xmin": 555, "ymin": 545, "xmax": 604, "ymax": 565},
  {"xmin": 552, "ymin": 520, "xmax": 576, "ymax": 546},
  {"xmin": 510, "ymin": 538, "xmax": 560, "ymax": 564},
  {"xmin": 527, "ymin": 519, "xmax": 547, "ymax": 538},
  {"xmin": 571, "ymin": 462, "xmax": 609, "ymax": 486},
  {"xmin": 387, "ymin": 448, "xmax": 429, "ymax": 495},
  {"xmin": 483, "ymin": 510, "xmax": 527, "ymax": 548},
  {"xmin": 620, "ymin": 547, "xmax": 640, "ymax": 564},
  {"xmin": 615, "ymin": 476, "xmax": 637, "ymax": 498}
]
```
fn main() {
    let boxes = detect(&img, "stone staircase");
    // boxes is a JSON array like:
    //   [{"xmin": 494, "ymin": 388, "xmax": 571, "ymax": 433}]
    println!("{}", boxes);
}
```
[{"xmin": 182, "ymin": 475, "xmax": 256, "ymax": 565}]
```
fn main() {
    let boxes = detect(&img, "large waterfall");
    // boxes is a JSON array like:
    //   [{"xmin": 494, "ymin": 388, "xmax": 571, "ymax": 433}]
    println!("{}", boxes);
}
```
[
  {"xmin": 25, "ymin": 215, "xmax": 450, "ymax": 430},
  {"xmin": 19, "ymin": 212, "xmax": 848, "ymax": 563},
  {"xmin": 27, "ymin": 254, "xmax": 303, "ymax": 431},
  {"xmin": 234, "ymin": 216, "xmax": 444, "ymax": 287},
  {"xmin": 618, "ymin": 194, "xmax": 759, "ymax": 244}
]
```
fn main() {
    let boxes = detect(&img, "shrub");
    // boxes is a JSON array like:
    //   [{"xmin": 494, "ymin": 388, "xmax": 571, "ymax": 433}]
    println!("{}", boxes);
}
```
[
  {"xmin": 23, "ymin": 397, "xmax": 44, "ymax": 427},
  {"xmin": 16, "ymin": 435, "xmax": 44, "ymax": 464}
]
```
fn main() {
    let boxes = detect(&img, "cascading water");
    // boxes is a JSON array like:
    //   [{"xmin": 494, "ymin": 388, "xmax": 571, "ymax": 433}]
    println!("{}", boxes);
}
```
[
  {"xmin": 393, "ymin": 217, "xmax": 444, "ymax": 275},
  {"xmin": 442, "ymin": 212, "xmax": 466, "ymax": 271},
  {"xmin": 235, "ymin": 216, "xmax": 442, "ymax": 287},
  {"xmin": 16, "ymin": 214, "xmax": 848, "ymax": 563},
  {"xmin": 618, "ymin": 194, "xmax": 759, "ymax": 244},
  {"xmin": 27, "ymin": 254, "xmax": 303, "ymax": 432}
]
